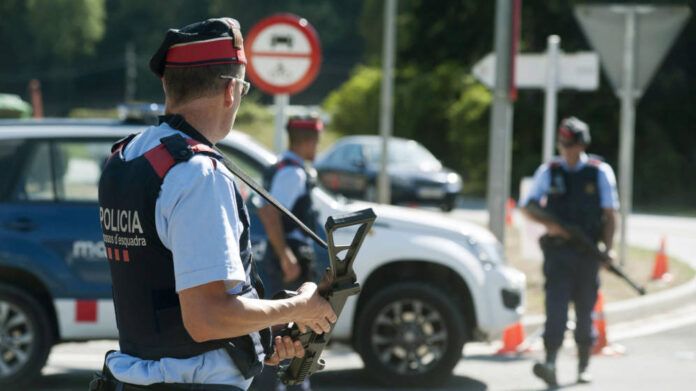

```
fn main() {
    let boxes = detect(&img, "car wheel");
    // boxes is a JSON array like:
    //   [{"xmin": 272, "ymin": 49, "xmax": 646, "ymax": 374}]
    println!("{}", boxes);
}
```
[
  {"xmin": 355, "ymin": 282, "xmax": 466, "ymax": 387},
  {"xmin": 0, "ymin": 284, "xmax": 53, "ymax": 387},
  {"xmin": 440, "ymin": 195, "xmax": 457, "ymax": 212}
]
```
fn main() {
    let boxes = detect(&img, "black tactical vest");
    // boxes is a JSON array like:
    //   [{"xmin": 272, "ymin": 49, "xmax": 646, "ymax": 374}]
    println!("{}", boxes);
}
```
[
  {"xmin": 98, "ymin": 115, "xmax": 270, "ymax": 378},
  {"xmin": 545, "ymin": 158, "xmax": 603, "ymax": 241},
  {"xmin": 263, "ymin": 157, "xmax": 318, "ymax": 241}
]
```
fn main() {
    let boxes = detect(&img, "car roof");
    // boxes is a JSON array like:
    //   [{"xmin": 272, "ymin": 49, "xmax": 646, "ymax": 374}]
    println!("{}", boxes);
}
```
[
  {"xmin": 0, "ymin": 118, "xmax": 140, "ymax": 139},
  {"xmin": 0, "ymin": 118, "xmax": 277, "ymax": 164},
  {"xmin": 333, "ymin": 135, "xmax": 417, "ymax": 147}
]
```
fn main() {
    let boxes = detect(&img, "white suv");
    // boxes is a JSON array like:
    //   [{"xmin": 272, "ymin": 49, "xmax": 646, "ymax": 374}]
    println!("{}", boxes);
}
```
[{"xmin": 0, "ymin": 119, "xmax": 525, "ymax": 387}]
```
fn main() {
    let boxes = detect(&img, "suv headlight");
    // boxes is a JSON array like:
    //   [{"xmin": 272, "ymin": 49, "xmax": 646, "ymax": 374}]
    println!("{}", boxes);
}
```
[{"xmin": 464, "ymin": 237, "xmax": 506, "ymax": 266}]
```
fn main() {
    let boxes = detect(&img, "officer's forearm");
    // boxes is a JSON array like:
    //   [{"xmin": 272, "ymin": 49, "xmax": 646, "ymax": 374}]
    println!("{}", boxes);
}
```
[
  {"xmin": 257, "ymin": 205, "xmax": 290, "ymax": 258},
  {"xmin": 180, "ymin": 280, "xmax": 304, "ymax": 342},
  {"xmin": 602, "ymin": 209, "xmax": 616, "ymax": 251}
]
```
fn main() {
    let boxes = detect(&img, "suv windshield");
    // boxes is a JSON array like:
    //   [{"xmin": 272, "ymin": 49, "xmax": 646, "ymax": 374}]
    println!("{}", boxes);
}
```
[{"xmin": 363, "ymin": 139, "xmax": 441, "ymax": 169}]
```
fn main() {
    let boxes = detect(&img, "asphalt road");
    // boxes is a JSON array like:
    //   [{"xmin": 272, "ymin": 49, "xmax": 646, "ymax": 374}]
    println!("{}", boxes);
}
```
[
  {"xmin": 21, "ymin": 210, "xmax": 696, "ymax": 391},
  {"xmin": 24, "ymin": 304, "xmax": 696, "ymax": 391}
]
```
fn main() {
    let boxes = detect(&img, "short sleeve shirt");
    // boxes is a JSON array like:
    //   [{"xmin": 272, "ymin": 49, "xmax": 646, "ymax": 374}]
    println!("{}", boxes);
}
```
[
  {"xmin": 520, "ymin": 152, "xmax": 619, "ymax": 210},
  {"xmin": 106, "ymin": 123, "xmax": 252, "ymax": 388},
  {"xmin": 260, "ymin": 150, "xmax": 308, "ymax": 240}
]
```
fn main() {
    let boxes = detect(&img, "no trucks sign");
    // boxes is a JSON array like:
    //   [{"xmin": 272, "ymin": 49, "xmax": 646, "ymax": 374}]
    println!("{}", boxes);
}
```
[{"xmin": 245, "ymin": 14, "xmax": 322, "ymax": 95}]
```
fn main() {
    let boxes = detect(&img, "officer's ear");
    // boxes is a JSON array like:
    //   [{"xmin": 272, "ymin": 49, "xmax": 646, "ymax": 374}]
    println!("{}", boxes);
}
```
[{"xmin": 223, "ymin": 78, "xmax": 236, "ymax": 109}]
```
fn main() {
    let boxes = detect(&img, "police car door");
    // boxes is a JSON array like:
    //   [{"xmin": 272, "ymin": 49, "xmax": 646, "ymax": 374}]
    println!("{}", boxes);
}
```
[{"xmin": 0, "ymin": 138, "xmax": 114, "ymax": 299}]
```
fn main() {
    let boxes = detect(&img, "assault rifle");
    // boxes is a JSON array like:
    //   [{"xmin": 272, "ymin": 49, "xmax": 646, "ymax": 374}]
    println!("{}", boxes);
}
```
[
  {"xmin": 276, "ymin": 208, "xmax": 376, "ymax": 385},
  {"xmin": 525, "ymin": 202, "xmax": 646, "ymax": 296}
]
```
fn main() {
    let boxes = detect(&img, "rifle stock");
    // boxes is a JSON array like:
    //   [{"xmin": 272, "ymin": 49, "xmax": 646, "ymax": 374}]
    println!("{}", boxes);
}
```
[
  {"xmin": 277, "ymin": 208, "xmax": 376, "ymax": 385},
  {"xmin": 525, "ymin": 202, "xmax": 646, "ymax": 296}
]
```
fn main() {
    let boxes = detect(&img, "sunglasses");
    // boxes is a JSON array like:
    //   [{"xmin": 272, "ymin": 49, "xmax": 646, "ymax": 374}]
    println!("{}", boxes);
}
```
[{"xmin": 219, "ymin": 75, "xmax": 251, "ymax": 97}]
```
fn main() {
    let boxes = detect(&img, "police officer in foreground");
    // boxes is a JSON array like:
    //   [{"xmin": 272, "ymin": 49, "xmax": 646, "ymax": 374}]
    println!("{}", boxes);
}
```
[
  {"xmin": 94, "ymin": 18, "xmax": 336, "ymax": 390},
  {"xmin": 520, "ymin": 117, "xmax": 619, "ymax": 387},
  {"xmin": 251, "ymin": 116, "xmax": 323, "ymax": 390}
]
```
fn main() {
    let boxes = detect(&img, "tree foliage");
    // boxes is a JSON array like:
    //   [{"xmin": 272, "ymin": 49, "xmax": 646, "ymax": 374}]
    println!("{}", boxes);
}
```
[
  {"xmin": 325, "ymin": 0, "xmax": 696, "ymax": 206},
  {"xmin": 26, "ymin": 0, "xmax": 105, "ymax": 61}
]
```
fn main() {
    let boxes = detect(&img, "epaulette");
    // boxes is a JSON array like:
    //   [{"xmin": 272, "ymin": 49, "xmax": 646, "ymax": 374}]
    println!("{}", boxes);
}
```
[{"xmin": 587, "ymin": 153, "xmax": 604, "ymax": 167}]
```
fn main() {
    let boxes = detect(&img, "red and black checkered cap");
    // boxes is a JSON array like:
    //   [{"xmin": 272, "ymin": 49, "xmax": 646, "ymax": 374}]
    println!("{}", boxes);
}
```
[
  {"xmin": 149, "ymin": 18, "xmax": 246, "ymax": 77},
  {"xmin": 558, "ymin": 116, "xmax": 591, "ymax": 145},
  {"xmin": 286, "ymin": 116, "xmax": 324, "ymax": 132}
]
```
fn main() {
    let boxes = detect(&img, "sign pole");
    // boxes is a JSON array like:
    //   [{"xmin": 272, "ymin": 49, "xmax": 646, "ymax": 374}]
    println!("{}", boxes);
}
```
[
  {"xmin": 486, "ymin": 0, "xmax": 515, "ymax": 243},
  {"xmin": 618, "ymin": 7, "xmax": 637, "ymax": 266},
  {"xmin": 378, "ymin": 0, "xmax": 397, "ymax": 205},
  {"xmin": 274, "ymin": 93, "xmax": 289, "ymax": 153},
  {"xmin": 542, "ymin": 35, "xmax": 560, "ymax": 164},
  {"xmin": 246, "ymin": 14, "xmax": 322, "ymax": 153}
]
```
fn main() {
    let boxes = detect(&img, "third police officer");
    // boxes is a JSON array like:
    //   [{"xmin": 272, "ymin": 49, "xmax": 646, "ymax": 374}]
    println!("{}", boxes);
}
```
[{"xmin": 521, "ymin": 117, "xmax": 619, "ymax": 387}]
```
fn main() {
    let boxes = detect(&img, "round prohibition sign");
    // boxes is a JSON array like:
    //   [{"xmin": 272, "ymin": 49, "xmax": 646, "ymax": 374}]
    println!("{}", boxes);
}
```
[{"xmin": 245, "ymin": 14, "xmax": 322, "ymax": 95}]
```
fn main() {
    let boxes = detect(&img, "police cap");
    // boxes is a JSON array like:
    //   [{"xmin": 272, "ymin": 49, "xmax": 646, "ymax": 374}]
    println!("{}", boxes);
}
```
[
  {"xmin": 558, "ymin": 116, "xmax": 591, "ymax": 146},
  {"xmin": 287, "ymin": 116, "xmax": 324, "ymax": 133},
  {"xmin": 149, "ymin": 18, "xmax": 246, "ymax": 77}
]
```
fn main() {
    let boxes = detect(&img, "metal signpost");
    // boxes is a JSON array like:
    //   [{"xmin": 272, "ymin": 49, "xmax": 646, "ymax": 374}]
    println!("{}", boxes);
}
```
[
  {"xmin": 542, "ymin": 36, "xmax": 561, "ymax": 163},
  {"xmin": 574, "ymin": 4, "xmax": 691, "ymax": 265},
  {"xmin": 486, "ymin": 0, "xmax": 519, "ymax": 243},
  {"xmin": 378, "ymin": 0, "xmax": 397, "ymax": 205},
  {"xmin": 473, "ymin": 45, "xmax": 599, "ymax": 163},
  {"xmin": 246, "ymin": 14, "xmax": 322, "ymax": 153}
]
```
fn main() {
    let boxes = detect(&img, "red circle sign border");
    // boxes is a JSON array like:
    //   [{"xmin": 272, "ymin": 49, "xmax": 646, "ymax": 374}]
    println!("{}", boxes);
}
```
[{"xmin": 245, "ymin": 14, "xmax": 322, "ymax": 95}]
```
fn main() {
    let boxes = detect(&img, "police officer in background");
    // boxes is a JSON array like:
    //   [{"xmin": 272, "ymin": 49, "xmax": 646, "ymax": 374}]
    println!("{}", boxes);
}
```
[
  {"xmin": 521, "ymin": 117, "xmax": 619, "ymax": 387},
  {"xmin": 252, "ymin": 116, "xmax": 323, "ymax": 391},
  {"xmin": 257, "ymin": 116, "xmax": 323, "ymax": 296},
  {"xmin": 94, "ymin": 18, "xmax": 336, "ymax": 390}
]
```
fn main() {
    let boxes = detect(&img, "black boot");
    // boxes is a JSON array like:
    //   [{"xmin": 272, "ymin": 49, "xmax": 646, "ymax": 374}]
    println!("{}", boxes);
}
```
[
  {"xmin": 577, "ymin": 345, "xmax": 593, "ymax": 384},
  {"xmin": 533, "ymin": 348, "xmax": 558, "ymax": 387}
]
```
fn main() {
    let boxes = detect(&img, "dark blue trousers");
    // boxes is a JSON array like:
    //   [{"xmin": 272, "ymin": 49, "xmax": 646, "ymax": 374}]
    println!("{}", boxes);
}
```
[
  {"xmin": 541, "ymin": 237, "xmax": 600, "ymax": 352},
  {"xmin": 252, "ymin": 239, "xmax": 315, "ymax": 391}
]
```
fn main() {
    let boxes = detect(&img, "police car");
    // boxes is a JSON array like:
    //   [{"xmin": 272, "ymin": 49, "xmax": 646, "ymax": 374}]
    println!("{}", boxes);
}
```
[{"xmin": 0, "ymin": 117, "xmax": 525, "ymax": 387}]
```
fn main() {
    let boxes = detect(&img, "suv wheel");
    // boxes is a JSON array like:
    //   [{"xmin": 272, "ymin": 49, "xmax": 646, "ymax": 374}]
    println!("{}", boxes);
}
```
[
  {"xmin": 355, "ymin": 282, "xmax": 466, "ymax": 387},
  {"xmin": 0, "ymin": 284, "xmax": 53, "ymax": 386}
]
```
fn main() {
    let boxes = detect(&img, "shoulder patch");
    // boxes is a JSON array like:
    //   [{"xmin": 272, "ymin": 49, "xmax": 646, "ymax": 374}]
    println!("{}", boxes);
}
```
[{"xmin": 587, "ymin": 153, "xmax": 604, "ymax": 166}]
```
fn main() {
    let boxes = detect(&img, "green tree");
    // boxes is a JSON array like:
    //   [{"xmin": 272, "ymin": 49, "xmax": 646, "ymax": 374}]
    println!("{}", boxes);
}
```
[{"xmin": 26, "ymin": 0, "xmax": 105, "ymax": 61}]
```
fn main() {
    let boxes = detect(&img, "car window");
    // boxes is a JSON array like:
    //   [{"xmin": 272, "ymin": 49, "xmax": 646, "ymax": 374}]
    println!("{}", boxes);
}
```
[
  {"xmin": 325, "ymin": 144, "xmax": 363, "ymax": 168},
  {"xmin": 364, "ymin": 140, "xmax": 441, "ymax": 168},
  {"xmin": 17, "ymin": 142, "xmax": 54, "ymax": 201},
  {"xmin": 54, "ymin": 141, "xmax": 113, "ymax": 202},
  {"xmin": 0, "ymin": 139, "xmax": 27, "ymax": 199},
  {"xmin": 217, "ymin": 145, "xmax": 266, "ymax": 201}
]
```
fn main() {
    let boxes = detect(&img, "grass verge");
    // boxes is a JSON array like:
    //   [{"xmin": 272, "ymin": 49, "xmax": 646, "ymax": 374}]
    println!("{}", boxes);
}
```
[{"xmin": 505, "ymin": 227, "xmax": 695, "ymax": 315}]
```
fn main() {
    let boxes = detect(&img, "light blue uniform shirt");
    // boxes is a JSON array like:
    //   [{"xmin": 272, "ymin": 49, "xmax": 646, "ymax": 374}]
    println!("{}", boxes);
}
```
[
  {"xmin": 520, "ymin": 152, "xmax": 619, "ymax": 210},
  {"xmin": 106, "ymin": 123, "xmax": 255, "ymax": 389},
  {"xmin": 259, "ymin": 150, "xmax": 308, "ymax": 241}
]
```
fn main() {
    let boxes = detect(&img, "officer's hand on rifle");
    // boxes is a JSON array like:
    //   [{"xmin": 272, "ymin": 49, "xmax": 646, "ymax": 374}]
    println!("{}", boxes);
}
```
[
  {"xmin": 264, "ymin": 335, "xmax": 305, "ymax": 366},
  {"xmin": 294, "ymin": 282, "xmax": 337, "ymax": 334},
  {"xmin": 280, "ymin": 248, "xmax": 302, "ymax": 283},
  {"xmin": 601, "ymin": 248, "xmax": 617, "ymax": 268},
  {"xmin": 545, "ymin": 222, "xmax": 571, "ymax": 239}
]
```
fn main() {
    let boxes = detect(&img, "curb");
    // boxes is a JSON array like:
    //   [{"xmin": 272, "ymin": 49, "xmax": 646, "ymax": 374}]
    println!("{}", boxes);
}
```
[{"xmin": 521, "ymin": 274, "xmax": 696, "ymax": 331}]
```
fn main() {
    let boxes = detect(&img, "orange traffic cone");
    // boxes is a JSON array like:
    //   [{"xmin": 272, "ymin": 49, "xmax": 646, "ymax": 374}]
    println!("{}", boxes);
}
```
[
  {"xmin": 651, "ymin": 237, "xmax": 669, "ymax": 280},
  {"xmin": 505, "ymin": 198, "xmax": 516, "ymax": 226},
  {"xmin": 497, "ymin": 322, "xmax": 525, "ymax": 355},
  {"xmin": 592, "ymin": 291, "xmax": 608, "ymax": 355}
]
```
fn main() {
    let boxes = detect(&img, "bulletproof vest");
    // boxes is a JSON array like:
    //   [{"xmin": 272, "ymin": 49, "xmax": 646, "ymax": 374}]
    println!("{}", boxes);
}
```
[
  {"xmin": 98, "ymin": 115, "xmax": 270, "ymax": 378},
  {"xmin": 263, "ymin": 157, "xmax": 318, "ymax": 241},
  {"xmin": 545, "ymin": 158, "xmax": 603, "ymax": 241}
]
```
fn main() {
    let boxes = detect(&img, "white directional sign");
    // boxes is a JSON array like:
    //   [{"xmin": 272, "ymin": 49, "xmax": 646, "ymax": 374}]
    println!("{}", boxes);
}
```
[
  {"xmin": 246, "ymin": 14, "xmax": 321, "ymax": 95},
  {"xmin": 473, "ymin": 51, "xmax": 599, "ymax": 90},
  {"xmin": 575, "ymin": 5, "xmax": 690, "ymax": 98}
]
